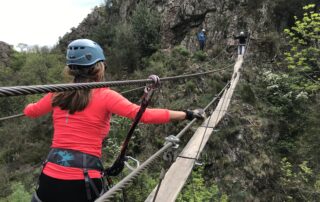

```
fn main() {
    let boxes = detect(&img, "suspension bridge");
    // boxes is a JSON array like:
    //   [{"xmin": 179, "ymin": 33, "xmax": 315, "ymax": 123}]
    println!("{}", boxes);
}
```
[{"xmin": 0, "ymin": 41, "xmax": 249, "ymax": 201}]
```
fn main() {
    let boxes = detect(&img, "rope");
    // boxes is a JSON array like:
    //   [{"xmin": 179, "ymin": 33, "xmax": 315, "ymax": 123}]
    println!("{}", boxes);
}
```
[
  {"xmin": 0, "ymin": 86, "xmax": 147, "ymax": 122},
  {"xmin": 243, "ymin": 32, "xmax": 252, "ymax": 58},
  {"xmin": 0, "ymin": 68, "xmax": 229, "ymax": 97},
  {"xmin": 96, "ymin": 143, "xmax": 173, "ymax": 202},
  {"xmin": 0, "ymin": 79, "xmax": 152, "ymax": 97},
  {"xmin": 160, "ymin": 67, "xmax": 229, "ymax": 82},
  {"xmin": 0, "ymin": 113, "xmax": 24, "ymax": 121},
  {"xmin": 95, "ymin": 82, "xmax": 230, "ymax": 201},
  {"xmin": 0, "ymin": 67, "xmax": 231, "ymax": 121},
  {"xmin": 120, "ymin": 86, "xmax": 145, "ymax": 94}
]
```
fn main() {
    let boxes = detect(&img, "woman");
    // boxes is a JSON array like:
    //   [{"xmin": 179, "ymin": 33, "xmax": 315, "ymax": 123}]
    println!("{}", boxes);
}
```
[{"xmin": 25, "ymin": 39, "xmax": 205, "ymax": 202}]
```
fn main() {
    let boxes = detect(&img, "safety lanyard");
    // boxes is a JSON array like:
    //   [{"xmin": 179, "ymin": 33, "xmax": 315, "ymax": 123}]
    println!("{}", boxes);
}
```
[{"xmin": 104, "ymin": 75, "xmax": 160, "ymax": 177}]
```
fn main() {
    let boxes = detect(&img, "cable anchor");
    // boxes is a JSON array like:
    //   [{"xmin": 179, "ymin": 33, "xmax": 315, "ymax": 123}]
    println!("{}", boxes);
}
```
[{"xmin": 163, "ymin": 135, "xmax": 180, "ymax": 163}]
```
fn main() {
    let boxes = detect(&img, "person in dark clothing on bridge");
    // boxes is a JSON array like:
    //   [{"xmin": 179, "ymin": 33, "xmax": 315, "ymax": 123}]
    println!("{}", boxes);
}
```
[
  {"xmin": 234, "ymin": 31, "xmax": 248, "ymax": 55},
  {"xmin": 197, "ymin": 29, "xmax": 206, "ymax": 51}
]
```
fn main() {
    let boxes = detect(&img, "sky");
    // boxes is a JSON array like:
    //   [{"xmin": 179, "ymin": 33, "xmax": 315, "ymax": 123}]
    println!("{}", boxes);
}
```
[{"xmin": 0, "ymin": 0, "xmax": 104, "ymax": 48}]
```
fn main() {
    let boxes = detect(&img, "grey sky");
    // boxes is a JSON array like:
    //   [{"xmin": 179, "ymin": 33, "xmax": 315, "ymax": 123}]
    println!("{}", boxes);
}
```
[{"xmin": 0, "ymin": 0, "xmax": 104, "ymax": 47}]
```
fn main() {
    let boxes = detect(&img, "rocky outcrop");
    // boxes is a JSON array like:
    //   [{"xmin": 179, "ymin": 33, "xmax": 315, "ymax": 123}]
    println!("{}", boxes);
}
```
[
  {"xmin": 58, "ymin": 0, "xmax": 271, "ymax": 53},
  {"xmin": 154, "ymin": 0, "xmax": 217, "ymax": 48},
  {"xmin": 152, "ymin": 0, "xmax": 265, "ymax": 52},
  {"xmin": 59, "ymin": 0, "xmax": 300, "ymax": 59},
  {"xmin": 0, "ymin": 41, "xmax": 13, "ymax": 67}
]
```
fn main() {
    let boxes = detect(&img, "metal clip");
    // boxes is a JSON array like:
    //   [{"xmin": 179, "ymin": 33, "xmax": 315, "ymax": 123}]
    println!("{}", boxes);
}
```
[
  {"xmin": 148, "ymin": 74, "xmax": 161, "ymax": 89},
  {"xmin": 142, "ymin": 75, "xmax": 160, "ymax": 102},
  {"xmin": 124, "ymin": 156, "xmax": 140, "ymax": 171}
]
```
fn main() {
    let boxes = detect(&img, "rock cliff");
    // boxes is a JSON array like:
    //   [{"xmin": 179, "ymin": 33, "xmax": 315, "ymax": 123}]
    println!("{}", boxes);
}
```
[
  {"xmin": 0, "ymin": 41, "xmax": 13, "ymax": 67},
  {"xmin": 59, "ymin": 0, "xmax": 311, "ymax": 59}
]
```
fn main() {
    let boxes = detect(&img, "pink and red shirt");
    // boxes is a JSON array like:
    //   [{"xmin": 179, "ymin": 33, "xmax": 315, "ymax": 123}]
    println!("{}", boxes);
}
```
[{"xmin": 24, "ymin": 88, "xmax": 170, "ymax": 180}]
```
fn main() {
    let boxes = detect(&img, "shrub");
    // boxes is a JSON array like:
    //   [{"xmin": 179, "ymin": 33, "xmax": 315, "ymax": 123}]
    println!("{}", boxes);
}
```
[
  {"xmin": 173, "ymin": 45, "xmax": 190, "ymax": 57},
  {"xmin": 107, "ymin": 23, "xmax": 140, "ymax": 73},
  {"xmin": 193, "ymin": 51, "xmax": 208, "ymax": 62},
  {"xmin": 131, "ymin": 1, "xmax": 161, "ymax": 57},
  {"xmin": 6, "ymin": 182, "xmax": 31, "ymax": 202}
]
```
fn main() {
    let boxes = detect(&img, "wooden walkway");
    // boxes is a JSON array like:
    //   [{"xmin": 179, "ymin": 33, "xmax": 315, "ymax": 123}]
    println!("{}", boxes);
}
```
[{"xmin": 145, "ymin": 55, "xmax": 244, "ymax": 202}]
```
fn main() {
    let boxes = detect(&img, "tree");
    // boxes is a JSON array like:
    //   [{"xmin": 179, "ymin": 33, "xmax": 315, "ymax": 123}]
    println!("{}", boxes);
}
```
[
  {"xmin": 16, "ymin": 43, "xmax": 28, "ymax": 52},
  {"xmin": 284, "ymin": 4, "xmax": 320, "ymax": 91},
  {"xmin": 131, "ymin": 1, "xmax": 161, "ymax": 57}
]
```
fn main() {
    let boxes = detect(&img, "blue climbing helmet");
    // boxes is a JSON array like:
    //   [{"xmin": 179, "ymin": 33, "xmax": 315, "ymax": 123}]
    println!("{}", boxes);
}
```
[{"xmin": 66, "ymin": 39, "xmax": 106, "ymax": 66}]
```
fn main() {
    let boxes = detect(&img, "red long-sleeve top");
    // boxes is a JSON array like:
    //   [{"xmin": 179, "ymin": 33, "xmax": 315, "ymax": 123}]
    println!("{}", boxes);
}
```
[{"xmin": 24, "ymin": 88, "xmax": 170, "ymax": 180}]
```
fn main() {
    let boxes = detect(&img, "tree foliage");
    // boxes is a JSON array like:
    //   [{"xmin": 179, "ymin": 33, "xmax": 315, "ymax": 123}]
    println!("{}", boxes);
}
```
[
  {"xmin": 284, "ymin": 4, "xmax": 320, "ymax": 91},
  {"xmin": 131, "ymin": 1, "xmax": 161, "ymax": 57},
  {"xmin": 1, "ymin": 1, "xmax": 320, "ymax": 201}
]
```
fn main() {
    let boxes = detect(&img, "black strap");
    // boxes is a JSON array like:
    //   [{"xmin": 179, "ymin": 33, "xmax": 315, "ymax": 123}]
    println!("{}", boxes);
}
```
[
  {"xmin": 31, "ymin": 192, "xmax": 43, "ymax": 202},
  {"xmin": 104, "ymin": 75, "xmax": 160, "ymax": 177},
  {"xmin": 82, "ymin": 154, "xmax": 101, "ymax": 200},
  {"xmin": 83, "ymin": 154, "xmax": 92, "ymax": 200},
  {"xmin": 104, "ymin": 100, "xmax": 148, "ymax": 177},
  {"xmin": 83, "ymin": 168, "xmax": 101, "ymax": 200},
  {"xmin": 83, "ymin": 169, "xmax": 92, "ymax": 200}
]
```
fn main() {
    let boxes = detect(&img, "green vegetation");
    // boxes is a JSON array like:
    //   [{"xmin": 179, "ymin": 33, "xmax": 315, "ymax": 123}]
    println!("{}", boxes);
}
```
[
  {"xmin": 0, "ymin": 37, "xmax": 226, "ymax": 201},
  {"xmin": 3, "ymin": 183, "xmax": 31, "ymax": 202},
  {"xmin": 284, "ymin": 4, "xmax": 320, "ymax": 91},
  {"xmin": 0, "ymin": 1, "xmax": 319, "ymax": 201},
  {"xmin": 178, "ymin": 167, "xmax": 228, "ymax": 202},
  {"xmin": 131, "ymin": 1, "xmax": 161, "ymax": 57}
]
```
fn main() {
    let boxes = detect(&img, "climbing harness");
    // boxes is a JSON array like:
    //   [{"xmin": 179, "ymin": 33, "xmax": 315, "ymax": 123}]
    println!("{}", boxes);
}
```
[
  {"xmin": 41, "ymin": 148, "xmax": 105, "ymax": 200},
  {"xmin": 104, "ymin": 75, "xmax": 160, "ymax": 185}
]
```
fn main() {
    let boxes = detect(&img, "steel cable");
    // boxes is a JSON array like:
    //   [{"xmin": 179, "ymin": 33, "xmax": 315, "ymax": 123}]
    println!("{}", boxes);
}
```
[
  {"xmin": 0, "ymin": 86, "xmax": 147, "ymax": 122},
  {"xmin": 0, "ymin": 79, "xmax": 152, "ymax": 97},
  {"xmin": 0, "ymin": 113, "xmax": 24, "ymax": 121},
  {"xmin": 0, "ymin": 67, "xmax": 229, "ymax": 97},
  {"xmin": 0, "ymin": 67, "xmax": 231, "ymax": 121}
]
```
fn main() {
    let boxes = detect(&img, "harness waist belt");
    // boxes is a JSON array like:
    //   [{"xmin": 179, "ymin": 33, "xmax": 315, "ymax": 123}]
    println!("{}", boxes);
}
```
[{"xmin": 46, "ymin": 148, "xmax": 103, "ymax": 171}]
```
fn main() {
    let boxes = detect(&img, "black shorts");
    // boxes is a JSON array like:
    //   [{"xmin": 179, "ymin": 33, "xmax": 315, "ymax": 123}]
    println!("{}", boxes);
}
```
[{"xmin": 36, "ymin": 173, "xmax": 103, "ymax": 202}]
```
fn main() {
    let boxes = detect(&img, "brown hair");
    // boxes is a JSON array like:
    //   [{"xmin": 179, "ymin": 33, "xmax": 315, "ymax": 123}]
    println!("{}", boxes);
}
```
[{"xmin": 52, "ymin": 62, "xmax": 105, "ymax": 114}]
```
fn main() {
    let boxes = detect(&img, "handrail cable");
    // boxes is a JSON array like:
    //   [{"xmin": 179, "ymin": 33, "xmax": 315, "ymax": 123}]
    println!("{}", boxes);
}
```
[
  {"xmin": 0, "ymin": 86, "xmax": 148, "ymax": 122},
  {"xmin": 0, "ymin": 113, "xmax": 24, "ymax": 121},
  {"xmin": 95, "ymin": 82, "xmax": 230, "ymax": 202},
  {"xmin": 119, "ymin": 86, "xmax": 146, "ymax": 94},
  {"xmin": 0, "ymin": 66, "xmax": 232, "ymax": 121},
  {"xmin": 0, "ymin": 67, "xmax": 230, "ymax": 97}
]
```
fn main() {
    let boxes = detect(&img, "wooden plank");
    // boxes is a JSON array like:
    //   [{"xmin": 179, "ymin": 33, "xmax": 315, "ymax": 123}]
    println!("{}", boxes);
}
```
[
  {"xmin": 145, "ymin": 55, "xmax": 244, "ymax": 202},
  {"xmin": 145, "ymin": 126, "xmax": 213, "ymax": 202}
]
